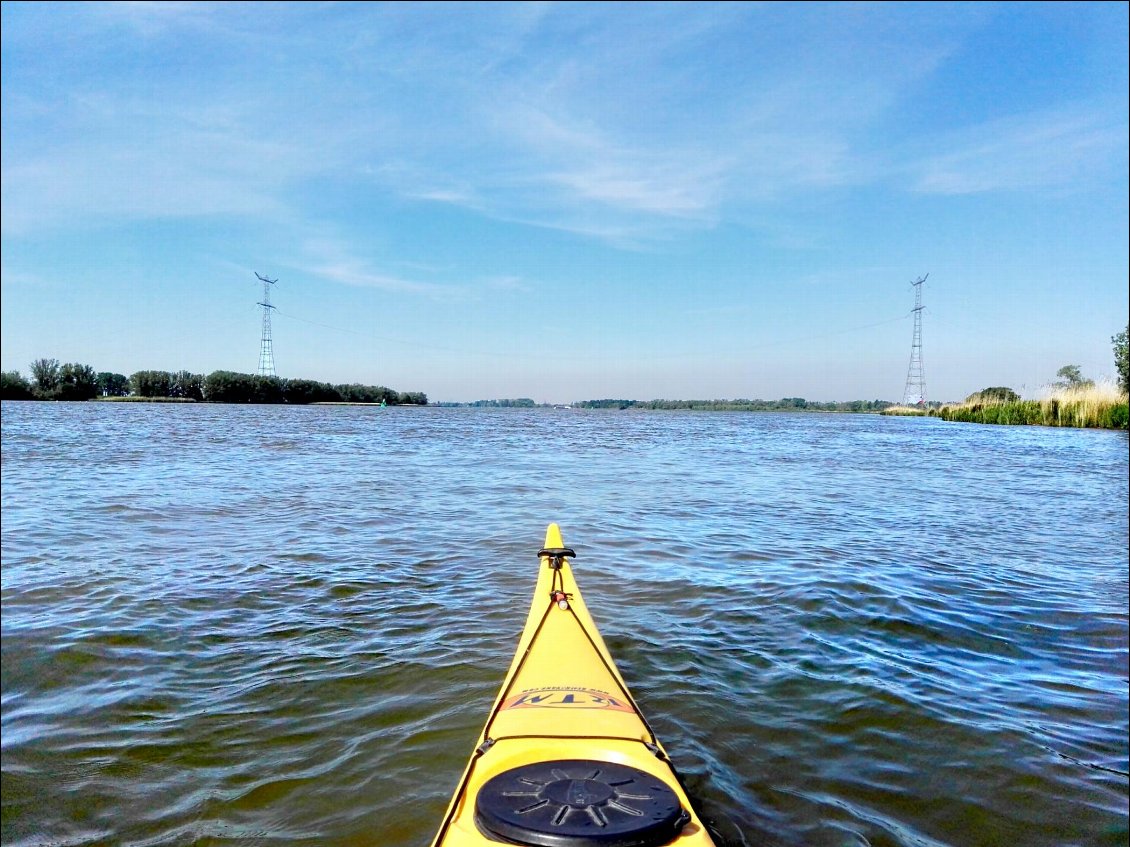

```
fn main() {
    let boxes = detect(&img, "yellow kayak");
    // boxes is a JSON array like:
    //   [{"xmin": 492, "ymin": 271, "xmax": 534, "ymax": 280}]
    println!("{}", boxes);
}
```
[{"xmin": 431, "ymin": 524, "xmax": 717, "ymax": 847}]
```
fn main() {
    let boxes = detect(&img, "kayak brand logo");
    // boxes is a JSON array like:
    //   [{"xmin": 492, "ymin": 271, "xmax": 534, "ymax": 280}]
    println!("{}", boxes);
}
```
[{"xmin": 502, "ymin": 687, "xmax": 634, "ymax": 712}]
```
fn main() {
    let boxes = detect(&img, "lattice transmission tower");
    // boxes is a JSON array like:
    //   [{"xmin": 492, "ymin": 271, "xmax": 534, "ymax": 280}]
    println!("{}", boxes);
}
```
[
  {"xmin": 255, "ymin": 272, "xmax": 278, "ymax": 377},
  {"xmin": 902, "ymin": 274, "xmax": 928, "ymax": 406}
]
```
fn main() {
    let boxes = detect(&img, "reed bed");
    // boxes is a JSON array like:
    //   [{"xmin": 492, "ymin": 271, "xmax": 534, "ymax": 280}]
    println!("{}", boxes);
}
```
[
  {"xmin": 933, "ymin": 382, "xmax": 1128, "ymax": 429},
  {"xmin": 880, "ymin": 405, "xmax": 929, "ymax": 416}
]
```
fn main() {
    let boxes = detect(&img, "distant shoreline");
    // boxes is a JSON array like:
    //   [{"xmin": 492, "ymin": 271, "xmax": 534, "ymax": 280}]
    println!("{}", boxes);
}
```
[
  {"xmin": 435, "ymin": 398, "xmax": 901, "ymax": 412},
  {"xmin": 97, "ymin": 397, "xmax": 393, "ymax": 406},
  {"xmin": 4, "ymin": 397, "xmax": 1127, "ymax": 428},
  {"xmin": 6, "ymin": 397, "xmax": 895, "ymax": 414}
]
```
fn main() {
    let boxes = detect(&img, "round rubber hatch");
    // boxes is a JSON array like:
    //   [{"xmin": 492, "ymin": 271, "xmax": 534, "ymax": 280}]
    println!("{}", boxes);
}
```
[{"xmin": 474, "ymin": 759, "xmax": 690, "ymax": 847}]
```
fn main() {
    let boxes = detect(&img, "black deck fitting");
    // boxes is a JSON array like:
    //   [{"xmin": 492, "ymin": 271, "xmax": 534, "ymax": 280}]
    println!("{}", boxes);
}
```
[{"xmin": 538, "ymin": 547, "xmax": 576, "ymax": 568}]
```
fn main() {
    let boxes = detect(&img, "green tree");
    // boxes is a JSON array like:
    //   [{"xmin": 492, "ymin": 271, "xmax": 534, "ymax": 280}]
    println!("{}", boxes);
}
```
[
  {"xmin": 170, "ymin": 371, "xmax": 204, "ymax": 400},
  {"xmin": 250, "ymin": 375, "xmax": 286, "ymax": 403},
  {"xmin": 1114, "ymin": 323, "xmax": 1128, "ymax": 394},
  {"xmin": 56, "ymin": 363, "xmax": 99, "ymax": 401},
  {"xmin": 336, "ymin": 383, "xmax": 395, "ymax": 404},
  {"xmin": 96, "ymin": 372, "xmax": 130, "ymax": 397},
  {"xmin": 966, "ymin": 387, "xmax": 1020, "ymax": 403},
  {"xmin": 130, "ymin": 370, "xmax": 173, "ymax": 397},
  {"xmin": 203, "ymin": 370, "xmax": 255, "ymax": 402},
  {"xmin": 285, "ymin": 379, "xmax": 341, "ymax": 404},
  {"xmin": 30, "ymin": 358, "xmax": 60, "ymax": 396},
  {"xmin": 1055, "ymin": 365, "xmax": 1093, "ymax": 390},
  {"xmin": 1, "ymin": 370, "xmax": 35, "ymax": 400}
]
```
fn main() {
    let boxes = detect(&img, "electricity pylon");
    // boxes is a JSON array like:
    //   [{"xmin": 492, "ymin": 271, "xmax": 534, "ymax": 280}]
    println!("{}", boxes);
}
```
[
  {"xmin": 255, "ymin": 272, "xmax": 277, "ymax": 377},
  {"xmin": 902, "ymin": 274, "xmax": 928, "ymax": 406}
]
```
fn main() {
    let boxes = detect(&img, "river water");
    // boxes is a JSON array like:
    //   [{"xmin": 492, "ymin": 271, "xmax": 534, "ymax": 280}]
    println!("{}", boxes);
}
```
[{"xmin": 1, "ymin": 401, "xmax": 1126, "ymax": 847}]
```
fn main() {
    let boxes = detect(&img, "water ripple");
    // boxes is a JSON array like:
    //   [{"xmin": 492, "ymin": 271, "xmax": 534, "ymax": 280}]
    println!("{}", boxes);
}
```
[{"xmin": 2, "ymin": 402, "xmax": 1127, "ymax": 846}]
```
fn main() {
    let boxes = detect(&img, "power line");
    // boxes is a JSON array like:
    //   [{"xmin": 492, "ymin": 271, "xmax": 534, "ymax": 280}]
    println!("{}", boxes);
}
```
[{"xmin": 274, "ymin": 306, "xmax": 912, "ymax": 363}]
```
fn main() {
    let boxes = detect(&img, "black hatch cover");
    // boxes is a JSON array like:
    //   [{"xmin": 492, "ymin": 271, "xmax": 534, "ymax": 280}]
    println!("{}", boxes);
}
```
[{"xmin": 474, "ymin": 759, "xmax": 690, "ymax": 847}]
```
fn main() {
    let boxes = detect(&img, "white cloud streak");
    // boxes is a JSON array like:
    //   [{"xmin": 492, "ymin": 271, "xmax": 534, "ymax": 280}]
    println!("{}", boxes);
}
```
[
  {"xmin": 3, "ymin": 3, "xmax": 1126, "ymax": 249},
  {"xmin": 291, "ymin": 237, "xmax": 462, "ymax": 299},
  {"xmin": 909, "ymin": 104, "xmax": 1129, "ymax": 195}
]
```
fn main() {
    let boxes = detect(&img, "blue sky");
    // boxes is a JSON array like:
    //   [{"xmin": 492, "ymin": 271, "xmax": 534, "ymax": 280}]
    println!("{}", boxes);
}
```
[{"xmin": 2, "ymin": 2, "xmax": 1127, "ymax": 404}]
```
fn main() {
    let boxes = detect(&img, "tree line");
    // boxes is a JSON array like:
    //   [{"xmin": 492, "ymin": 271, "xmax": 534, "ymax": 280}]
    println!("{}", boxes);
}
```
[
  {"xmin": 572, "ymin": 398, "xmax": 901, "ymax": 411},
  {"xmin": 1, "ymin": 359, "xmax": 426, "ymax": 405},
  {"xmin": 434, "ymin": 398, "xmax": 539, "ymax": 407}
]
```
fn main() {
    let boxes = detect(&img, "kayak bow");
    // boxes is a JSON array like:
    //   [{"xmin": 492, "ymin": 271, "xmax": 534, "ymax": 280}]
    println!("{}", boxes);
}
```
[{"xmin": 431, "ymin": 524, "xmax": 716, "ymax": 847}]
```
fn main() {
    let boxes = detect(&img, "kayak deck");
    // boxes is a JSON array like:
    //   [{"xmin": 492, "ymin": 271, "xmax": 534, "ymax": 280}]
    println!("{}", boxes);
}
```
[{"xmin": 431, "ymin": 524, "xmax": 716, "ymax": 846}]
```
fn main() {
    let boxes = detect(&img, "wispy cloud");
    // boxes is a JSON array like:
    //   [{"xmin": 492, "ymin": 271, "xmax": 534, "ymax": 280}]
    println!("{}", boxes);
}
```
[
  {"xmin": 90, "ymin": 1, "xmax": 218, "ymax": 37},
  {"xmin": 292, "ymin": 238, "xmax": 460, "ymax": 299},
  {"xmin": 0, "ymin": 93, "xmax": 328, "ymax": 234},
  {"xmin": 0, "ymin": 2, "xmax": 953, "ymax": 244},
  {"xmin": 348, "ymin": 3, "xmax": 966, "ymax": 240},
  {"xmin": 3, "ymin": 2, "xmax": 1125, "ymax": 247},
  {"xmin": 909, "ymin": 103, "xmax": 1129, "ymax": 195},
  {"xmin": 305, "ymin": 261, "xmax": 444, "ymax": 295},
  {"xmin": 482, "ymin": 275, "xmax": 528, "ymax": 292},
  {"xmin": 506, "ymin": 105, "xmax": 726, "ymax": 218},
  {"xmin": 0, "ymin": 265, "xmax": 63, "ymax": 291}
]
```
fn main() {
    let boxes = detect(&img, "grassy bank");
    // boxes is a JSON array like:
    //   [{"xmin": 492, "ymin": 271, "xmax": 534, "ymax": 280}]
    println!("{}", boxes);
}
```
[
  {"xmin": 881, "ymin": 405, "xmax": 929, "ymax": 417},
  {"xmin": 933, "ymin": 383, "xmax": 1128, "ymax": 429}
]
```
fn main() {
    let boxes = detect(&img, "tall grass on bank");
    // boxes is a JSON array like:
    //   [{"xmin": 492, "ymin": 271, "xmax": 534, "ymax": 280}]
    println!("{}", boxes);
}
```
[
  {"xmin": 881, "ymin": 405, "xmax": 929, "ymax": 416},
  {"xmin": 934, "ymin": 381, "xmax": 1129, "ymax": 429}
]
